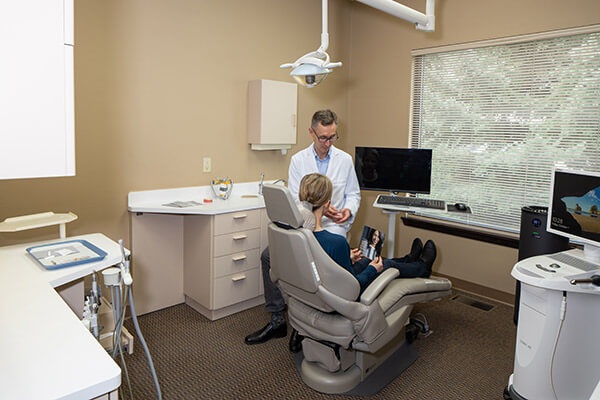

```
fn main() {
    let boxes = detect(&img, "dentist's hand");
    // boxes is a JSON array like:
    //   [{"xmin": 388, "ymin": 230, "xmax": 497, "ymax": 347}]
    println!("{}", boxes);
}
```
[
  {"xmin": 325, "ymin": 205, "xmax": 351, "ymax": 224},
  {"xmin": 324, "ymin": 204, "xmax": 340, "ymax": 220},
  {"xmin": 334, "ymin": 208, "xmax": 352, "ymax": 224}
]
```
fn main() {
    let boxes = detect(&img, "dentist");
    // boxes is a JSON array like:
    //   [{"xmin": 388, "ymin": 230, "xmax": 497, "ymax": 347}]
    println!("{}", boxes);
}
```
[
  {"xmin": 245, "ymin": 109, "xmax": 361, "ymax": 350},
  {"xmin": 288, "ymin": 109, "xmax": 361, "ymax": 236}
]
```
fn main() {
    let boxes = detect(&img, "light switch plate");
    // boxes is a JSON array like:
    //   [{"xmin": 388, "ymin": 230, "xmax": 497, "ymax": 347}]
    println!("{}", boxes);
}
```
[{"xmin": 203, "ymin": 157, "xmax": 211, "ymax": 173}]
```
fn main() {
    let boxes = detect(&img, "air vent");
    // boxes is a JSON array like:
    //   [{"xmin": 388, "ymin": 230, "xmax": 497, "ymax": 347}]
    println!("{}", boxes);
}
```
[{"xmin": 451, "ymin": 295, "xmax": 494, "ymax": 311}]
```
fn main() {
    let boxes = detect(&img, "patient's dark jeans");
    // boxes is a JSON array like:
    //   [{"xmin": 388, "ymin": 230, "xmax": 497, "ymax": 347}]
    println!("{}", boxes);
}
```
[{"xmin": 261, "ymin": 247, "xmax": 430, "ymax": 314}]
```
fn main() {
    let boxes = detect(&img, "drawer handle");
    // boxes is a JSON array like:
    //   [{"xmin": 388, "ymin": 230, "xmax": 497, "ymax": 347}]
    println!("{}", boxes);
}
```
[
  {"xmin": 233, "ymin": 214, "xmax": 248, "ymax": 220},
  {"xmin": 232, "ymin": 234, "xmax": 247, "ymax": 240},
  {"xmin": 232, "ymin": 255, "xmax": 247, "ymax": 261},
  {"xmin": 232, "ymin": 275, "xmax": 247, "ymax": 282}
]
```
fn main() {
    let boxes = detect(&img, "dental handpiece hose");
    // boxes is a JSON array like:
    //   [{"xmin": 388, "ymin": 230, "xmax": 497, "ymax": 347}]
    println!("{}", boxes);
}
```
[
  {"xmin": 111, "ymin": 285, "xmax": 119, "ymax": 329},
  {"xmin": 91, "ymin": 274, "xmax": 100, "ymax": 338},
  {"xmin": 117, "ymin": 239, "xmax": 162, "ymax": 400}
]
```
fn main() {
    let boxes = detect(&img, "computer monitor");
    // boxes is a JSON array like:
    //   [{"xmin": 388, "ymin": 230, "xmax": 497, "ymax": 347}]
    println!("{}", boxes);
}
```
[
  {"xmin": 547, "ymin": 168, "xmax": 600, "ymax": 259},
  {"xmin": 354, "ymin": 147, "xmax": 432, "ymax": 194}
]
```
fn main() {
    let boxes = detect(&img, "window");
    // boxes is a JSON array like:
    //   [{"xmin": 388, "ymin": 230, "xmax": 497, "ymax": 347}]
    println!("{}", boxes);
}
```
[{"xmin": 410, "ymin": 26, "xmax": 600, "ymax": 233}]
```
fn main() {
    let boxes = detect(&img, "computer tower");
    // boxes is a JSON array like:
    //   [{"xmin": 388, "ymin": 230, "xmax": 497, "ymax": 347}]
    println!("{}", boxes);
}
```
[
  {"xmin": 513, "ymin": 206, "xmax": 569, "ymax": 325},
  {"xmin": 518, "ymin": 206, "xmax": 569, "ymax": 261}
]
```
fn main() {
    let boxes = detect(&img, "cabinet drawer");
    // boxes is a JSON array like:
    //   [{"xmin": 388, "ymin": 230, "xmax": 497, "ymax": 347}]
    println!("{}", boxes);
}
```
[
  {"xmin": 214, "ymin": 249, "xmax": 260, "ymax": 278},
  {"xmin": 214, "ymin": 209, "xmax": 261, "ymax": 236},
  {"xmin": 213, "ymin": 268, "xmax": 260, "ymax": 309},
  {"xmin": 214, "ymin": 228, "xmax": 260, "ymax": 257}
]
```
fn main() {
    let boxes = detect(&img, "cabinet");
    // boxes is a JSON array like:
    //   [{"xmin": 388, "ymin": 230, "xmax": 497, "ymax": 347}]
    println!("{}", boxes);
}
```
[
  {"xmin": 184, "ymin": 209, "xmax": 266, "ymax": 320},
  {"xmin": 247, "ymin": 79, "xmax": 298, "ymax": 154},
  {"xmin": 0, "ymin": 0, "xmax": 75, "ymax": 179},
  {"xmin": 130, "ymin": 208, "xmax": 269, "ymax": 320}
]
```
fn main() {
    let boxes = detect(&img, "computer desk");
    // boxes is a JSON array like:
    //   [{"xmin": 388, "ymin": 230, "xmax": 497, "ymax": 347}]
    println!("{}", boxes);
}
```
[
  {"xmin": 373, "ymin": 198, "xmax": 469, "ymax": 258},
  {"xmin": 0, "ymin": 233, "xmax": 126, "ymax": 400}
]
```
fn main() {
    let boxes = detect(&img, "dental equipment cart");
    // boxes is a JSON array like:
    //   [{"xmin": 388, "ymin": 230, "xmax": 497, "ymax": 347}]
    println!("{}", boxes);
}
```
[{"xmin": 505, "ymin": 249, "xmax": 600, "ymax": 400}]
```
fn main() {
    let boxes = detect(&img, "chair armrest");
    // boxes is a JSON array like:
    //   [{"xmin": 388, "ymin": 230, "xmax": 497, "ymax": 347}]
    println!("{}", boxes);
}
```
[
  {"xmin": 317, "ymin": 281, "xmax": 390, "ymax": 346},
  {"xmin": 359, "ymin": 268, "xmax": 399, "ymax": 305},
  {"xmin": 317, "ymin": 285, "xmax": 367, "ymax": 320}
]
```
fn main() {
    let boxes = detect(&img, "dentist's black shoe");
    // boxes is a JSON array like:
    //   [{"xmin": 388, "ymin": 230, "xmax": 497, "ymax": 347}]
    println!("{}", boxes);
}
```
[
  {"xmin": 289, "ymin": 329, "xmax": 304, "ymax": 353},
  {"xmin": 420, "ymin": 240, "xmax": 437, "ymax": 275},
  {"xmin": 408, "ymin": 238, "xmax": 423, "ymax": 262},
  {"xmin": 245, "ymin": 322, "xmax": 287, "ymax": 345}
]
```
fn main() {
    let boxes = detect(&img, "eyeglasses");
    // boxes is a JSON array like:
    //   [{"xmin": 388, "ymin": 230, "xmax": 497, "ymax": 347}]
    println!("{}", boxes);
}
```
[{"xmin": 316, "ymin": 133, "xmax": 338, "ymax": 143}]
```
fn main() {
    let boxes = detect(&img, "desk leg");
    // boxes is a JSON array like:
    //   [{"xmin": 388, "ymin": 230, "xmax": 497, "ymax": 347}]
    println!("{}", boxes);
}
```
[{"xmin": 384, "ymin": 211, "xmax": 397, "ymax": 259}]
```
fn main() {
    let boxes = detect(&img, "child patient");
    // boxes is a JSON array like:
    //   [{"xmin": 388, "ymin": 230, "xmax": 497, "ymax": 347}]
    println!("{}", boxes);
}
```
[{"xmin": 299, "ymin": 173, "xmax": 437, "ymax": 294}]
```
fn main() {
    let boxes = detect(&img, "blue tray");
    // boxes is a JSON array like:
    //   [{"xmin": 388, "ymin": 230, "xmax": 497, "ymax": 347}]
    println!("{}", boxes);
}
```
[{"xmin": 26, "ymin": 239, "xmax": 107, "ymax": 270}]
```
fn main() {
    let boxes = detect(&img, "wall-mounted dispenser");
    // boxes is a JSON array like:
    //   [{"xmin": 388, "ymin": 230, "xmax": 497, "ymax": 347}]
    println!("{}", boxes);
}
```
[{"xmin": 248, "ymin": 79, "xmax": 297, "ymax": 155}]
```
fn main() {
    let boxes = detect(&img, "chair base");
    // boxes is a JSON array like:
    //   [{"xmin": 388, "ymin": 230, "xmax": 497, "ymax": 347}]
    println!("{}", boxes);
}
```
[{"xmin": 293, "ymin": 333, "xmax": 418, "ymax": 395}]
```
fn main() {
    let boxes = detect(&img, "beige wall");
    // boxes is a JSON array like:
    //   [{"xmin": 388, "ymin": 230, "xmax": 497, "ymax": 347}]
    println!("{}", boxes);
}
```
[
  {"xmin": 0, "ymin": 0, "xmax": 351, "ymax": 246},
  {"xmin": 1, "ymin": 0, "xmax": 599, "ymax": 299},
  {"xmin": 346, "ymin": 0, "xmax": 600, "ymax": 299}
]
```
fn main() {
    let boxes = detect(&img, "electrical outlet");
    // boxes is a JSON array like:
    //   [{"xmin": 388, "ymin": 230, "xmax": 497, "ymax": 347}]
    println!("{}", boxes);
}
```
[{"xmin": 203, "ymin": 157, "xmax": 211, "ymax": 173}]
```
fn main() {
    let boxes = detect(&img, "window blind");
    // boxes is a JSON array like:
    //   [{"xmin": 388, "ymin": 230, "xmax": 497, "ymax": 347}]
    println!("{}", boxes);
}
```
[{"xmin": 410, "ymin": 29, "xmax": 600, "ymax": 233}]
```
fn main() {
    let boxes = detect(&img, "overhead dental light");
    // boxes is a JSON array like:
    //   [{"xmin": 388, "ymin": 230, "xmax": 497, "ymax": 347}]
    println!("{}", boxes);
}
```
[
  {"xmin": 280, "ymin": 0, "xmax": 341, "ymax": 88},
  {"xmin": 281, "ymin": 0, "xmax": 436, "ymax": 88}
]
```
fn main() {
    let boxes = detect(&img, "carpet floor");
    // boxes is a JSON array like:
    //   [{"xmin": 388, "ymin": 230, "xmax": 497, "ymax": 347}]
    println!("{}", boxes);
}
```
[{"xmin": 122, "ymin": 289, "xmax": 516, "ymax": 399}]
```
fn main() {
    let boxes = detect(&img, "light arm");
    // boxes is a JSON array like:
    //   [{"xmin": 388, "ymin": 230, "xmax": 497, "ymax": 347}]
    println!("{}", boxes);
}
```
[{"xmin": 355, "ymin": 0, "xmax": 435, "ymax": 32}]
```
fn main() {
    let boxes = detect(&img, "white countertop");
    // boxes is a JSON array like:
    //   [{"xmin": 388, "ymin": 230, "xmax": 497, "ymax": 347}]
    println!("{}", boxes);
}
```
[
  {"xmin": 0, "ymin": 233, "xmax": 125, "ymax": 399},
  {"xmin": 128, "ymin": 180, "xmax": 284, "ymax": 215}
]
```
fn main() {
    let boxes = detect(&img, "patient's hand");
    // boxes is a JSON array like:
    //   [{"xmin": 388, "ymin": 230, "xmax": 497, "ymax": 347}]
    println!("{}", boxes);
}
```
[
  {"xmin": 369, "ymin": 256, "xmax": 383, "ymax": 273},
  {"xmin": 350, "ymin": 248, "xmax": 363, "ymax": 263}
]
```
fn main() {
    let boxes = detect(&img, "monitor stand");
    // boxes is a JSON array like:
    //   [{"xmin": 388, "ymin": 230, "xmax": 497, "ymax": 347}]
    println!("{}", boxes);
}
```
[
  {"xmin": 382, "ymin": 209, "xmax": 400, "ymax": 259},
  {"xmin": 583, "ymin": 243, "xmax": 600, "ymax": 264},
  {"xmin": 382, "ymin": 192, "xmax": 409, "ymax": 258}
]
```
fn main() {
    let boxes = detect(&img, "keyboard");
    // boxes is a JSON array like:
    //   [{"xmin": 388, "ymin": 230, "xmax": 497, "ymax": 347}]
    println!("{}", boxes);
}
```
[
  {"xmin": 376, "ymin": 195, "xmax": 446, "ymax": 210},
  {"xmin": 549, "ymin": 253, "xmax": 600, "ymax": 272}
]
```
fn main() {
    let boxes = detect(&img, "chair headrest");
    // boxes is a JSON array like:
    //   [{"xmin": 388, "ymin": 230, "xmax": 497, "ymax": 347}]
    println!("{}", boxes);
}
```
[{"xmin": 263, "ymin": 184, "xmax": 304, "ymax": 228}]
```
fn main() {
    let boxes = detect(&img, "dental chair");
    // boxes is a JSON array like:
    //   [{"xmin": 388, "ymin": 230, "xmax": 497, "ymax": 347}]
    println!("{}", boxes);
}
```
[{"xmin": 262, "ymin": 184, "xmax": 452, "ymax": 394}]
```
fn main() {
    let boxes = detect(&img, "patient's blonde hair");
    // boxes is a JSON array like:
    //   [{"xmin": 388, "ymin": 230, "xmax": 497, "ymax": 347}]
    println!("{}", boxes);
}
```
[{"xmin": 299, "ymin": 173, "xmax": 332, "ymax": 211}]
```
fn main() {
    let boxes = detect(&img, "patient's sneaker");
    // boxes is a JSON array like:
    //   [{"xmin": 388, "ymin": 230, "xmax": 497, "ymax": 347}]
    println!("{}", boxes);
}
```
[
  {"xmin": 420, "ymin": 240, "xmax": 437, "ymax": 274},
  {"xmin": 408, "ymin": 238, "xmax": 423, "ymax": 262}
]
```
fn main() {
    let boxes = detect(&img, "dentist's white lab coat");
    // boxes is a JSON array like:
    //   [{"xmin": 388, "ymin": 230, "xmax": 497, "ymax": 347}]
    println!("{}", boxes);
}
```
[{"xmin": 288, "ymin": 144, "xmax": 361, "ymax": 236}]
